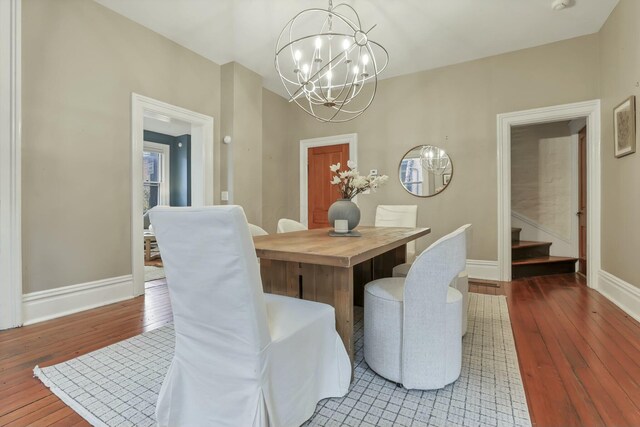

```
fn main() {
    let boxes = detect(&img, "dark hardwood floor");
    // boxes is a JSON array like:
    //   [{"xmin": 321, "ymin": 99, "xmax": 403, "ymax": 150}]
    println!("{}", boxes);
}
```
[{"xmin": 1, "ymin": 274, "xmax": 639, "ymax": 426}]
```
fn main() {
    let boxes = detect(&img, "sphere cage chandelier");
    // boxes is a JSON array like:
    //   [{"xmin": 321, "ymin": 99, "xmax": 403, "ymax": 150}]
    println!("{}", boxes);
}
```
[
  {"xmin": 420, "ymin": 145, "xmax": 450, "ymax": 175},
  {"xmin": 275, "ymin": 0, "xmax": 389, "ymax": 123}
]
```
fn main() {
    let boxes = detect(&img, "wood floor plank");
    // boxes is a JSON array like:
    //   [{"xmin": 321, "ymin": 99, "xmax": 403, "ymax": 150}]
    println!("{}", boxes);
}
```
[
  {"xmin": 3, "ymin": 399, "xmax": 67, "ymax": 427},
  {"xmin": 507, "ymin": 279, "xmax": 582, "ymax": 426},
  {"xmin": 525, "ymin": 279, "xmax": 615, "ymax": 426},
  {"xmin": 0, "ymin": 386, "xmax": 52, "ymax": 418},
  {"xmin": 46, "ymin": 411, "xmax": 87, "ymax": 427},
  {"xmin": 0, "ymin": 395, "xmax": 57, "ymax": 425}
]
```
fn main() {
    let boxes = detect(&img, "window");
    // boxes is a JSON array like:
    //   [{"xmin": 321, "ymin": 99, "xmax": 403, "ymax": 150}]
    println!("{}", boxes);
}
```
[
  {"xmin": 143, "ymin": 142, "xmax": 170, "ymax": 213},
  {"xmin": 400, "ymin": 158, "xmax": 424, "ymax": 195}
]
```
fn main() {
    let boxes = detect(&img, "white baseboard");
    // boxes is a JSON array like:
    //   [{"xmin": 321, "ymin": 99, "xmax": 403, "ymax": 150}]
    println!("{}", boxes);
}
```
[
  {"xmin": 22, "ymin": 275, "xmax": 134, "ymax": 325},
  {"xmin": 597, "ymin": 270, "xmax": 640, "ymax": 323},
  {"xmin": 467, "ymin": 259, "xmax": 500, "ymax": 281}
]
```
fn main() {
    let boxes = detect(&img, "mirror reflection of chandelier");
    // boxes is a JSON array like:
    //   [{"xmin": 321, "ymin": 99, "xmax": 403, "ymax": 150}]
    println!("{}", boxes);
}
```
[
  {"xmin": 420, "ymin": 145, "xmax": 450, "ymax": 175},
  {"xmin": 275, "ymin": 0, "xmax": 388, "ymax": 123}
]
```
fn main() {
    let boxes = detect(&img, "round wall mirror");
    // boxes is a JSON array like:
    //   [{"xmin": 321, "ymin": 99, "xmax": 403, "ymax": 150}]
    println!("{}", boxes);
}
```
[{"xmin": 399, "ymin": 145, "xmax": 453, "ymax": 197}]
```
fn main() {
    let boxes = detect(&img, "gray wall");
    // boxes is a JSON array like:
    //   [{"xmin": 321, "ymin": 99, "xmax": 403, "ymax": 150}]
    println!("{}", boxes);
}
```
[
  {"xmin": 220, "ymin": 62, "xmax": 263, "ymax": 225},
  {"xmin": 273, "ymin": 35, "xmax": 600, "ymax": 261},
  {"xmin": 20, "ymin": 0, "xmax": 640, "ymax": 296},
  {"xmin": 22, "ymin": 0, "xmax": 221, "ymax": 293},
  {"xmin": 262, "ymin": 89, "xmax": 292, "ymax": 233},
  {"xmin": 599, "ymin": 0, "xmax": 640, "ymax": 288}
]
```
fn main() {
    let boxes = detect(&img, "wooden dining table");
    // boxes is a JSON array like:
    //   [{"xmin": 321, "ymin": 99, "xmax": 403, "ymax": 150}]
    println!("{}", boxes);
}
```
[{"xmin": 253, "ymin": 226, "xmax": 431, "ymax": 364}]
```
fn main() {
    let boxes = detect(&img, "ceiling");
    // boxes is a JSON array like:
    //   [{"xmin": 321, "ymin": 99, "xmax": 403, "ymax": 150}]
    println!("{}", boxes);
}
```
[{"xmin": 94, "ymin": 0, "xmax": 618, "ymax": 97}]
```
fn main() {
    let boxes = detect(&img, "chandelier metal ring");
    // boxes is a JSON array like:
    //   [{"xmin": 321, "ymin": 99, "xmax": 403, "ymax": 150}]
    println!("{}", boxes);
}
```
[{"xmin": 275, "ymin": 2, "xmax": 389, "ymax": 123}]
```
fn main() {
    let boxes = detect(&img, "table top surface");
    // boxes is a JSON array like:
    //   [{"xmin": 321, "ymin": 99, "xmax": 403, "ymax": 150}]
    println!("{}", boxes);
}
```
[{"xmin": 253, "ymin": 226, "xmax": 430, "ymax": 268}]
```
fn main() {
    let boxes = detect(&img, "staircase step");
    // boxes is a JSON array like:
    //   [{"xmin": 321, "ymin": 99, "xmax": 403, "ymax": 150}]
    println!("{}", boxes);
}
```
[
  {"xmin": 512, "ymin": 241, "xmax": 552, "ymax": 260},
  {"xmin": 512, "ymin": 256, "xmax": 577, "ymax": 265},
  {"xmin": 512, "ymin": 256, "xmax": 578, "ymax": 279},
  {"xmin": 511, "ymin": 227, "xmax": 522, "ymax": 243}
]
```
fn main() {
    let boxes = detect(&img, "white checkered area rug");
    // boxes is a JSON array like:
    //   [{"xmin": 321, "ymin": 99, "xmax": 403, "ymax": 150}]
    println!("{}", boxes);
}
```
[{"xmin": 34, "ymin": 293, "xmax": 531, "ymax": 427}]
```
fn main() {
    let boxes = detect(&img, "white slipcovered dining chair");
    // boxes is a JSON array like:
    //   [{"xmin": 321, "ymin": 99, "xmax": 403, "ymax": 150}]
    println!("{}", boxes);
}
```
[
  {"xmin": 248, "ymin": 223, "xmax": 268, "ymax": 264},
  {"xmin": 277, "ymin": 218, "xmax": 307, "ymax": 233},
  {"xmin": 248, "ymin": 223, "xmax": 269, "ymax": 236},
  {"xmin": 393, "ymin": 224, "xmax": 472, "ymax": 336},
  {"xmin": 149, "ymin": 206, "xmax": 350, "ymax": 427},
  {"xmin": 364, "ymin": 225, "xmax": 467, "ymax": 390},
  {"xmin": 375, "ymin": 205, "xmax": 418, "ymax": 262}
]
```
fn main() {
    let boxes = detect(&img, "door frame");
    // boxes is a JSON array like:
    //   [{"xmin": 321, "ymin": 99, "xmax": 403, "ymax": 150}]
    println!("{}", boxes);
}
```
[
  {"xmin": 577, "ymin": 125, "xmax": 588, "ymax": 274},
  {"xmin": 0, "ymin": 0, "xmax": 22, "ymax": 329},
  {"xmin": 497, "ymin": 100, "xmax": 601, "ymax": 287},
  {"xmin": 132, "ymin": 94, "xmax": 214, "ymax": 296},
  {"xmin": 299, "ymin": 134, "xmax": 358, "ymax": 227}
]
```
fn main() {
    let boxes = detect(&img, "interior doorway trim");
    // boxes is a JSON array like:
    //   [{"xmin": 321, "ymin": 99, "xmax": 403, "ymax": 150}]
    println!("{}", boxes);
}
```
[
  {"xmin": 299, "ymin": 134, "xmax": 358, "ymax": 227},
  {"xmin": 497, "ymin": 100, "xmax": 601, "ymax": 287},
  {"xmin": 0, "ymin": 0, "xmax": 22, "ymax": 329},
  {"xmin": 132, "ymin": 94, "xmax": 214, "ymax": 296}
]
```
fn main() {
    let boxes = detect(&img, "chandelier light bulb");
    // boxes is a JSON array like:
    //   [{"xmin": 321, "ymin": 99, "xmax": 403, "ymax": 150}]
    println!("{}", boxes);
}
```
[
  {"xmin": 315, "ymin": 37, "xmax": 322, "ymax": 49},
  {"xmin": 342, "ymin": 38, "xmax": 350, "ymax": 51},
  {"xmin": 352, "ymin": 65, "xmax": 359, "ymax": 74},
  {"xmin": 294, "ymin": 50, "xmax": 302, "ymax": 61},
  {"xmin": 362, "ymin": 54, "xmax": 370, "ymax": 65}
]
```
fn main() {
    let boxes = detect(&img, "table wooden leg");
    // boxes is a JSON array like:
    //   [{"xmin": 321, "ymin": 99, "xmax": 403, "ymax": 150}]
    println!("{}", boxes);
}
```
[
  {"xmin": 372, "ymin": 244, "xmax": 406, "ymax": 279},
  {"xmin": 260, "ymin": 259, "xmax": 357, "ymax": 365},
  {"xmin": 298, "ymin": 264, "xmax": 355, "ymax": 364},
  {"xmin": 259, "ymin": 259, "xmax": 300, "ymax": 298},
  {"xmin": 353, "ymin": 260, "xmax": 373, "ymax": 307},
  {"xmin": 332, "ymin": 266, "xmax": 354, "ymax": 364},
  {"xmin": 145, "ymin": 239, "xmax": 151, "ymax": 262}
]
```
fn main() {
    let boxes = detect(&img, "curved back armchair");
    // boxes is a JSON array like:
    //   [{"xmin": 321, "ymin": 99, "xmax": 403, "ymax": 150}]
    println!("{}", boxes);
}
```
[
  {"xmin": 248, "ymin": 223, "xmax": 269, "ymax": 236},
  {"xmin": 277, "ymin": 218, "xmax": 307, "ymax": 233},
  {"xmin": 364, "ymin": 224, "xmax": 468, "ymax": 390},
  {"xmin": 402, "ymin": 225, "xmax": 468, "ymax": 388}
]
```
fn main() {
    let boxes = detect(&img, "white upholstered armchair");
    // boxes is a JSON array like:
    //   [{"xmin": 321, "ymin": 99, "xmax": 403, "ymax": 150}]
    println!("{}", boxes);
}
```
[
  {"xmin": 149, "ymin": 206, "xmax": 350, "ymax": 427},
  {"xmin": 248, "ymin": 223, "xmax": 269, "ymax": 236},
  {"xmin": 364, "ymin": 225, "xmax": 468, "ymax": 390},
  {"xmin": 277, "ymin": 218, "xmax": 307, "ymax": 233},
  {"xmin": 393, "ymin": 224, "xmax": 472, "ymax": 336}
]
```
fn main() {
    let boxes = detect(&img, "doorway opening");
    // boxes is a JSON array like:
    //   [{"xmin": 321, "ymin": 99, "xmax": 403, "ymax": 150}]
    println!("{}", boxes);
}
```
[
  {"xmin": 141, "ymin": 115, "xmax": 193, "ymax": 284},
  {"xmin": 509, "ymin": 120, "xmax": 585, "ymax": 279},
  {"xmin": 497, "ymin": 100, "xmax": 601, "ymax": 287},
  {"xmin": 131, "ymin": 94, "xmax": 214, "ymax": 296},
  {"xmin": 299, "ymin": 134, "xmax": 358, "ymax": 227}
]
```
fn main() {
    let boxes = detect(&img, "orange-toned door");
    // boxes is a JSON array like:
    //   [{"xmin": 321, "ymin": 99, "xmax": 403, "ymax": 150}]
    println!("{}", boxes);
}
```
[{"xmin": 308, "ymin": 144, "xmax": 350, "ymax": 229}]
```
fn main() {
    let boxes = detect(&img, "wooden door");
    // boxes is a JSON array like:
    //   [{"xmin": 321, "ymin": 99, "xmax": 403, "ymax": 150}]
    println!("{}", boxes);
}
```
[
  {"xmin": 578, "ymin": 127, "xmax": 587, "ymax": 275},
  {"xmin": 308, "ymin": 144, "xmax": 350, "ymax": 229}
]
